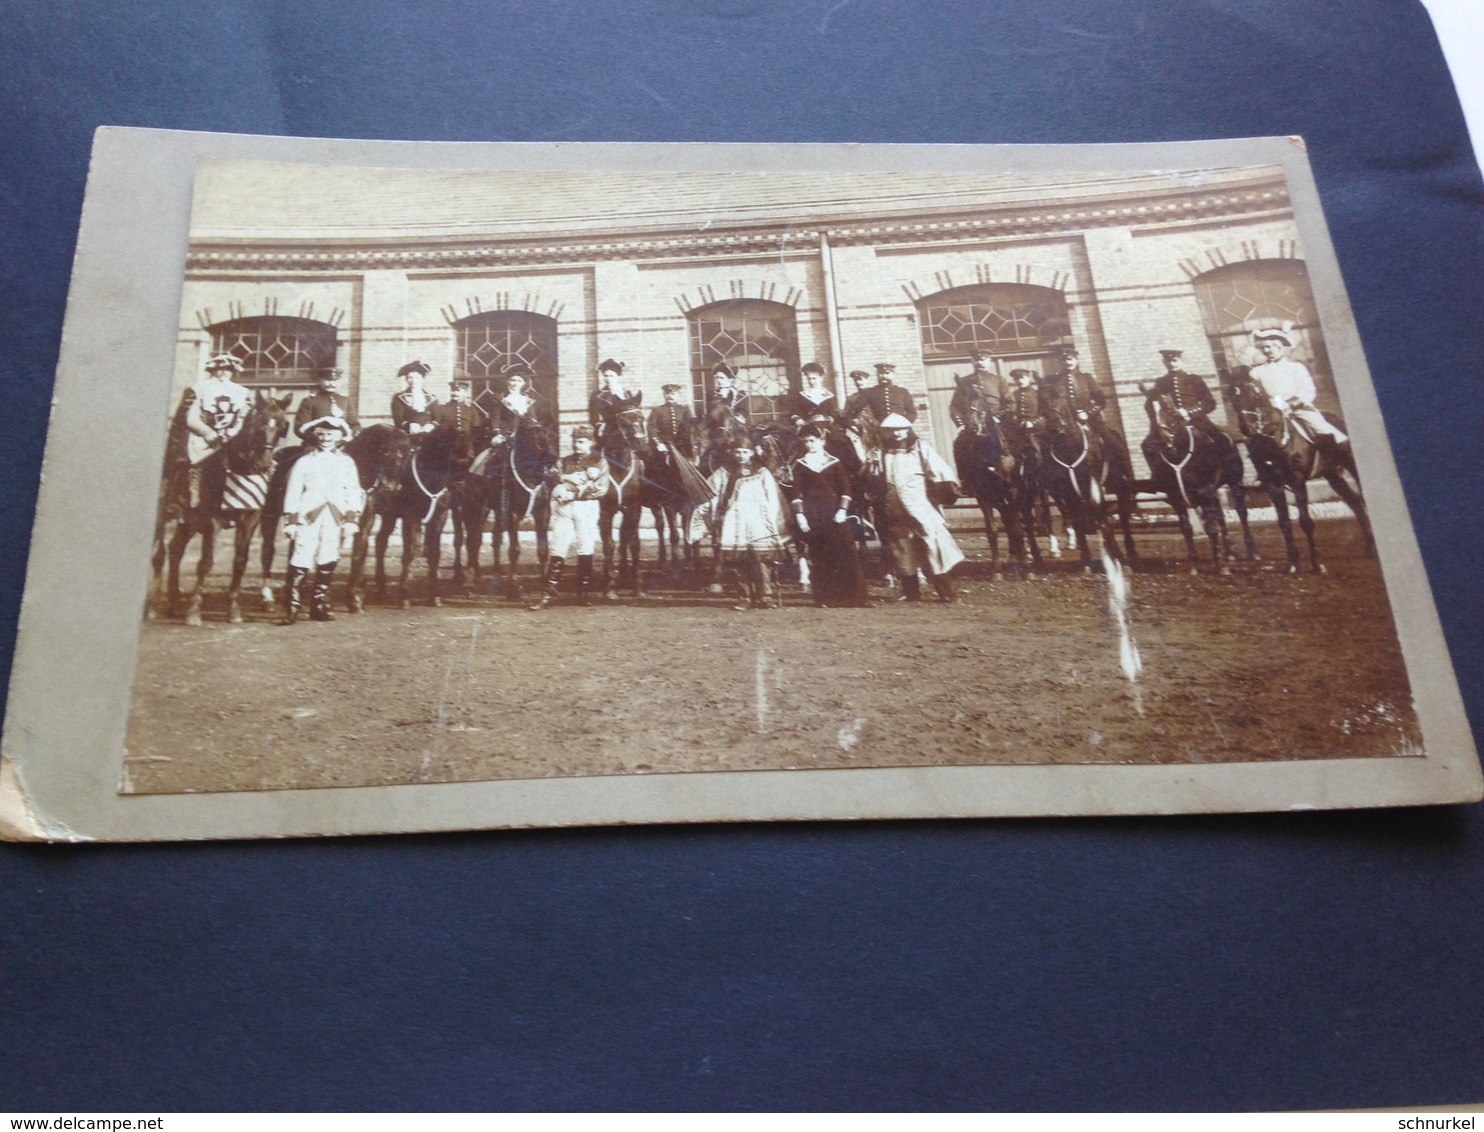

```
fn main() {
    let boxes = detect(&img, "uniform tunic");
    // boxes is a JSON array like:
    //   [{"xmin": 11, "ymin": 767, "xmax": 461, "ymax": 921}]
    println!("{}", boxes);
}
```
[
  {"xmin": 293, "ymin": 390, "xmax": 359, "ymax": 440},
  {"xmin": 546, "ymin": 451, "xmax": 607, "ymax": 558},
  {"xmin": 283, "ymin": 448, "xmax": 366, "ymax": 568},
  {"xmin": 1143, "ymin": 369, "xmax": 1228, "ymax": 445},
  {"xmin": 847, "ymin": 380, "xmax": 917, "ymax": 424},
  {"xmin": 647, "ymin": 402, "xmax": 700, "ymax": 458},
  {"xmin": 1249, "ymin": 357, "xmax": 1347, "ymax": 443},
  {"xmin": 184, "ymin": 378, "xmax": 252, "ymax": 464},
  {"xmin": 876, "ymin": 437, "xmax": 965, "ymax": 577},
  {"xmin": 789, "ymin": 454, "xmax": 865, "ymax": 606}
]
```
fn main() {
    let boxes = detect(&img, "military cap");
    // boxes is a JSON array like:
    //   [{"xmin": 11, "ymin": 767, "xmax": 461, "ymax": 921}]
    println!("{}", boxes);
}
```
[
  {"xmin": 397, "ymin": 360, "xmax": 431, "ymax": 378},
  {"xmin": 597, "ymin": 358, "xmax": 625, "ymax": 374},
  {"xmin": 848, "ymin": 369, "xmax": 872, "ymax": 381},
  {"xmin": 873, "ymin": 362, "xmax": 897, "ymax": 374},
  {"xmin": 1052, "ymin": 344, "xmax": 1079, "ymax": 359},
  {"xmin": 1159, "ymin": 349, "xmax": 1184, "ymax": 360},
  {"xmin": 449, "ymin": 374, "xmax": 473, "ymax": 388},
  {"xmin": 204, "ymin": 352, "xmax": 243, "ymax": 374},
  {"xmin": 1009, "ymin": 368, "xmax": 1034, "ymax": 379},
  {"xmin": 661, "ymin": 382, "xmax": 683, "ymax": 393},
  {"xmin": 571, "ymin": 424, "xmax": 596, "ymax": 441}
]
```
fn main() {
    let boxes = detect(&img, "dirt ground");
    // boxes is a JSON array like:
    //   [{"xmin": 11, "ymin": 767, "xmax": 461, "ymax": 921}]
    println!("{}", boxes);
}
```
[{"xmin": 123, "ymin": 517, "xmax": 1420, "ymax": 795}]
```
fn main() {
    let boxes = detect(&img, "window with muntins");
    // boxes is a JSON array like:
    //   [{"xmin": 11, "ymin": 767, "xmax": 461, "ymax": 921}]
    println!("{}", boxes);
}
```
[
  {"xmin": 917, "ymin": 283, "xmax": 1070, "ymax": 361},
  {"xmin": 209, "ymin": 316, "xmax": 338, "ymax": 390},
  {"xmin": 687, "ymin": 299, "xmax": 800, "ymax": 425},
  {"xmin": 455, "ymin": 310, "xmax": 560, "ymax": 424}
]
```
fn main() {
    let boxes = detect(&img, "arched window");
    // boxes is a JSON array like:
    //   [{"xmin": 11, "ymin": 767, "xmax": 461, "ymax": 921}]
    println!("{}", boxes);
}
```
[
  {"xmin": 1192, "ymin": 259, "xmax": 1325, "ymax": 374},
  {"xmin": 454, "ymin": 310, "xmax": 560, "ymax": 424},
  {"xmin": 687, "ymin": 299, "xmax": 800, "ymax": 425},
  {"xmin": 209, "ymin": 315, "xmax": 338, "ymax": 390},
  {"xmin": 915, "ymin": 283, "xmax": 1070, "ymax": 451}
]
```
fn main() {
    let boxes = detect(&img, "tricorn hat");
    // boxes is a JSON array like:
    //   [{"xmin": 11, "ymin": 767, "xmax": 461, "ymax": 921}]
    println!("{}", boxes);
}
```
[
  {"xmin": 712, "ymin": 362, "xmax": 737, "ymax": 379},
  {"xmin": 597, "ymin": 358, "xmax": 625, "ymax": 374},
  {"xmin": 204, "ymin": 352, "xmax": 243, "ymax": 374},
  {"xmin": 397, "ymin": 360, "xmax": 431, "ymax": 378},
  {"xmin": 879, "ymin": 412, "xmax": 913, "ymax": 429},
  {"xmin": 801, "ymin": 361, "xmax": 826, "ymax": 376}
]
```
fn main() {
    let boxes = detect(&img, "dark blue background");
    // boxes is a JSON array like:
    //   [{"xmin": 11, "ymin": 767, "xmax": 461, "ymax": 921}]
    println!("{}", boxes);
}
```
[{"xmin": 2, "ymin": 0, "xmax": 1481, "ymax": 1112}]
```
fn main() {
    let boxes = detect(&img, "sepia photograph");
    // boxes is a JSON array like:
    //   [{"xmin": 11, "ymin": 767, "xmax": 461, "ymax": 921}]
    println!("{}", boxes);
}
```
[
  {"xmin": 127, "ymin": 153, "xmax": 1416, "ymax": 794},
  {"xmin": 2, "ymin": 131, "xmax": 1476, "ymax": 841}
]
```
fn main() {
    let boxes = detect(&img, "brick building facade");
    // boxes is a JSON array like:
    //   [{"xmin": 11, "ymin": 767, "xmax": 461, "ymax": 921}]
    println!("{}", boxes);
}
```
[{"xmin": 175, "ymin": 162, "xmax": 1336, "ymax": 475}]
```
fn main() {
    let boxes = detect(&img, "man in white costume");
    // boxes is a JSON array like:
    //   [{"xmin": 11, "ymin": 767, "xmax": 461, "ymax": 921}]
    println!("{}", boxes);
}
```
[
  {"xmin": 873, "ymin": 412, "xmax": 965, "ymax": 603},
  {"xmin": 281, "ymin": 417, "xmax": 366, "ymax": 624},
  {"xmin": 1248, "ymin": 325, "xmax": 1347, "ymax": 447},
  {"xmin": 530, "ymin": 425, "xmax": 608, "ymax": 610}
]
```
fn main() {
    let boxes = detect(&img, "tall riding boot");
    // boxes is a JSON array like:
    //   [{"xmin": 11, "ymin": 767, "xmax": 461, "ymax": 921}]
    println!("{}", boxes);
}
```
[
  {"xmin": 931, "ymin": 573, "xmax": 956, "ymax": 603},
  {"xmin": 281, "ymin": 566, "xmax": 307, "ymax": 624},
  {"xmin": 529, "ymin": 557, "xmax": 565, "ymax": 610},
  {"xmin": 898, "ymin": 573, "xmax": 922, "ymax": 603},
  {"xmin": 575, "ymin": 556, "xmax": 594, "ymax": 606},
  {"xmin": 310, "ymin": 563, "xmax": 337, "ymax": 621}
]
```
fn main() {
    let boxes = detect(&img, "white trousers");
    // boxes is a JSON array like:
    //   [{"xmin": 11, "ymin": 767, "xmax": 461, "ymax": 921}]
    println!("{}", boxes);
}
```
[
  {"xmin": 548, "ymin": 498, "xmax": 599, "ymax": 559},
  {"xmin": 289, "ymin": 511, "xmax": 347, "ymax": 569}
]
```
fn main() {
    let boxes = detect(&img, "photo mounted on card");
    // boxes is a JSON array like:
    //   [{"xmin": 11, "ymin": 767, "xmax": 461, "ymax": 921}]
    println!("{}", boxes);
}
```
[{"xmin": 1, "ymin": 130, "xmax": 1477, "ymax": 841}]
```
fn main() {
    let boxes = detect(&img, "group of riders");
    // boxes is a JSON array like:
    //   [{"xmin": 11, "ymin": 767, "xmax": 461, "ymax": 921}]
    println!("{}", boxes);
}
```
[{"xmin": 159, "ymin": 321, "xmax": 1355, "ymax": 622}]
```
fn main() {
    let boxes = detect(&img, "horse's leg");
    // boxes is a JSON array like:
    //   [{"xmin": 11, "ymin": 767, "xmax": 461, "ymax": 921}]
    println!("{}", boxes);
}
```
[
  {"xmin": 259, "ymin": 509, "xmax": 281, "ymax": 611},
  {"xmin": 375, "ymin": 514, "xmax": 394, "ymax": 601},
  {"xmin": 166, "ymin": 521, "xmax": 192, "ymax": 618},
  {"xmin": 624, "ymin": 502, "xmax": 645, "ymax": 596},
  {"xmin": 346, "ymin": 514, "xmax": 370, "ymax": 613},
  {"xmin": 1294, "ymin": 480, "xmax": 1323, "ymax": 574},
  {"xmin": 185, "ymin": 522, "xmax": 215, "ymax": 627},
  {"xmin": 1195, "ymin": 492, "xmax": 1227, "ymax": 576},
  {"xmin": 425, "ymin": 507, "xmax": 448, "ymax": 607},
  {"xmin": 1326, "ymin": 469, "xmax": 1375, "ymax": 558},
  {"xmin": 1270, "ymin": 482, "xmax": 1301, "ymax": 574},
  {"xmin": 227, "ymin": 512, "xmax": 258, "ymax": 623},
  {"xmin": 978, "ymin": 496, "xmax": 998, "ymax": 574},
  {"xmin": 600, "ymin": 501, "xmax": 620, "ymax": 600}
]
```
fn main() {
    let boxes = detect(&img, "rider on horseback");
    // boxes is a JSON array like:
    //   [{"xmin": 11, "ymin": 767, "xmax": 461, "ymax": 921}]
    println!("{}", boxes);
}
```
[
  {"xmin": 173, "ymin": 352, "xmax": 252, "ymax": 512},
  {"xmin": 649, "ymin": 383, "xmax": 701, "ymax": 459},
  {"xmin": 589, "ymin": 358, "xmax": 644, "ymax": 445},
  {"xmin": 1142, "ymin": 349, "xmax": 1235, "ymax": 453},
  {"xmin": 1248, "ymin": 325, "xmax": 1348, "ymax": 450},
  {"xmin": 293, "ymin": 367, "xmax": 359, "ymax": 444},
  {"xmin": 470, "ymin": 368, "xmax": 538, "ymax": 477},
  {"xmin": 786, "ymin": 361, "xmax": 840, "ymax": 428},
  {"xmin": 949, "ymin": 351, "xmax": 1009, "ymax": 472},
  {"xmin": 1041, "ymin": 344, "xmax": 1131, "ymax": 474},
  {"xmin": 390, "ymin": 360, "xmax": 438, "ymax": 435}
]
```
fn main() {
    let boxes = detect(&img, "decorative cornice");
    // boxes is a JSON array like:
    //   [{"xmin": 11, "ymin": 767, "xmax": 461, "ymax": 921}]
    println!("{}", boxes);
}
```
[{"xmin": 186, "ymin": 178, "xmax": 1292, "ymax": 274}]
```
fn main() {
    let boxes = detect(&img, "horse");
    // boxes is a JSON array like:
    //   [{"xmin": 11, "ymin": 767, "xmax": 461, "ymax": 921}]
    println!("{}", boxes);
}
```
[
  {"xmin": 597, "ymin": 409, "xmax": 650, "ymax": 599},
  {"xmin": 1223, "ymin": 367, "xmax": 1375, "ymax": 573},
  {"xmin": 456, "ymin": 419, "xmax": 557, "ymax": 600},
  {"xmin": 151, "ymin": 390, "xmax": 293, "ymax": 626},
  {"xmin": 641, "ymin": 440, "xmax": 710, "ymax": 580},
  {"xmin": 1138, "ymin": 389, "xmax": 1256, "ymax": 575},
  {"xmin": 952, "ymin": 415, "xmax": 1045, "ymax": 577},
  {"xmin": 1042, "ymin": 402, "xmax": 1139, "ymax": 571},
  {"xmin": 338, "ymin": 425, "xmax": 416, "ymax": 611}
]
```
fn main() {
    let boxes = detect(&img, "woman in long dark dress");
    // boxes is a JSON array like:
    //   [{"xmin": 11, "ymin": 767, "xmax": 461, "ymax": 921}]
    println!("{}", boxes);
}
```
[{"xmin": 789, "ymin": 425, "xmax": 867, "ymax": 608}]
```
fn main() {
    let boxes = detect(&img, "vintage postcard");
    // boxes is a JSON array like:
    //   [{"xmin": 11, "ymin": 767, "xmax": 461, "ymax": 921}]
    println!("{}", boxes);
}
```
[{"xmin": 1, "ymin": 129, "xmax": 1477, "ymax": 841}]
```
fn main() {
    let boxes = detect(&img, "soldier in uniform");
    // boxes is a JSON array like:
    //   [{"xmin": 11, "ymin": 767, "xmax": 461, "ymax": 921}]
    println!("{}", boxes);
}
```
[
  {"xmin": 648, "ymin": 383, "xmax": 700, "ymax": 459},
  {"xmin": 1002, "ymin": 368, "xmax": 1047, "ymax": 458},
  {"xmin": 530, "ymin": 425, "xmax": 608, "ymax": 610},
  {"xmin": 432, "ymin": 373, "xmax": 489, "ymax": 475},
  {"xmin": 845, "ymin": 362, "xmax": 917, "ymax": 424},
  {"xmin": 785, "ymin": 361, "xmax": 840, "ymax": 428},
  {"xmin": 390, "ymin": 360, "xmax": 438, "ymax": 435},
  {"xmin": 1248, "ymin": 326, "xmax": 1348, "ymax": 447},
  {"xmin": 949, "ymin": 351, "xmax": 1010, "ymax": 476},
  {"xmin": 293, "ymin": 367, "xmax": 360, "ymax": 443},
  {"xmin": 1141, "ymin": 349, "xmax": 1233, "ymax": 450},
  {"xmin": 588, "ymin": 358, "xmax": 644, "ymax": 444},
  {"xmin": 280, "ymin": 417, "xmax": 365, "ymax": 624},
  {"xmin": 1041, "ymin": 344, "xmax": 1131, "ymax": 474}
]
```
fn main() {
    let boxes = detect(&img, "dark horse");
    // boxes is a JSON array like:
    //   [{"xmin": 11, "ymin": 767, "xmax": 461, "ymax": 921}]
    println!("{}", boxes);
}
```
[
  {"xmin": 598, "ymin": 410, "xmax": 649, "ymax": 599},
  {"xmin": 1139, "ymin": 389, "xmax": 1256, "ymax": 575},
  {"xmin": 1224, "ymin": 367, "xmax": 1374, "ymax": 573},
  {"xmin": 953, "ymin": 415, "xmax": 1044, "ymax": 577},
  {"xmin": 340, "ymin": 425, "xmax": 415, "ymax": 611},
  {"xmin": 456, "ymin": 419, "xmax": 558, "ymax": 601},
  {"xmin": 642, "ymin": 440, "xmax": 711, "ymax": 579},
  {"xmin": 1042, "ymin": 402, "xmax": 1139, "ymax": 571},
  {"xmin": 151, "ymin": 391, "xmax": 293, "ymax": 625}
]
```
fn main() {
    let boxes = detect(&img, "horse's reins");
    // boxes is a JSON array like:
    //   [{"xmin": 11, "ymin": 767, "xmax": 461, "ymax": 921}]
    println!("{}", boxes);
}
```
[
  {"xmin": 1158, "ymin": 420, "xmax": 1197, "ymax": 509},
  {"xmin": 409, "ymin": 446, "xmax": 448, "ymax": 524}
]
